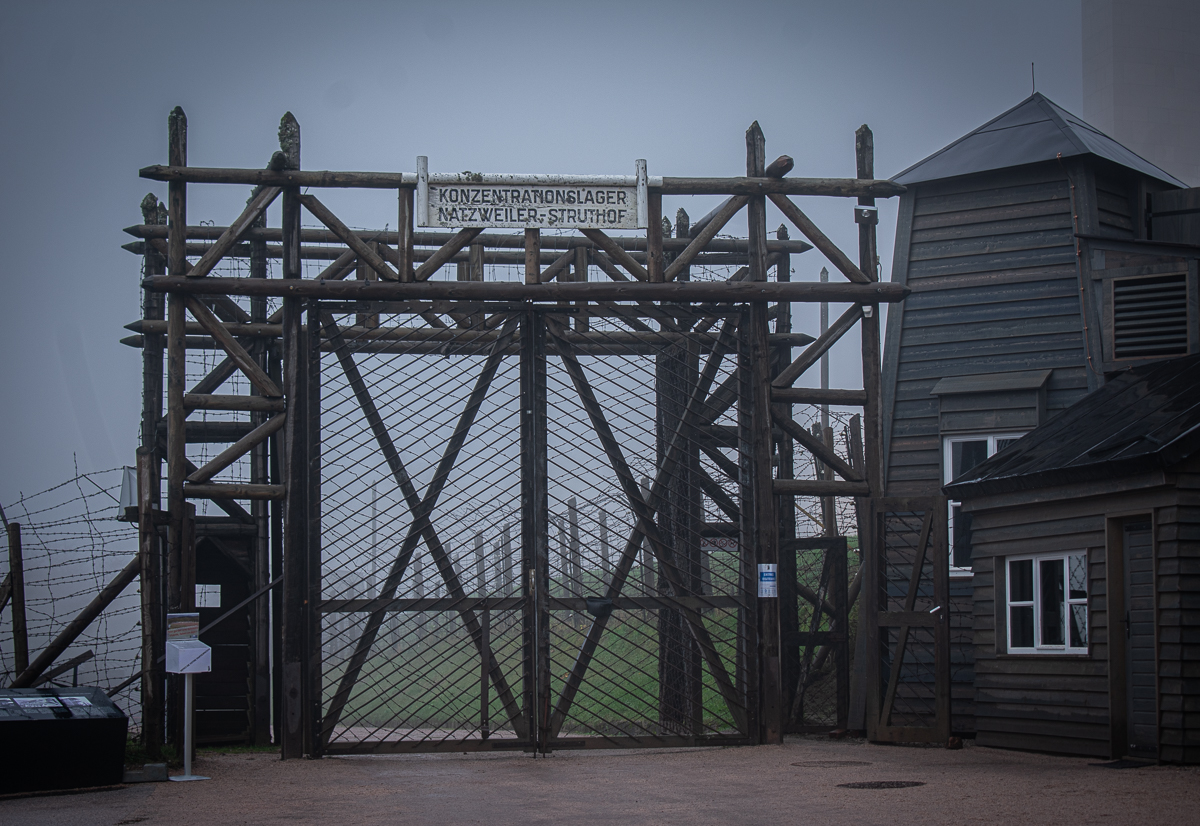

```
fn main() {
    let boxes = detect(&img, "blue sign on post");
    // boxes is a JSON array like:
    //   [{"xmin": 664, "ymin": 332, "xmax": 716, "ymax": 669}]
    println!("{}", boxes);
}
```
[{"xmin": 757, "ymin": 564, "xmax": 778, "ymax": 598}]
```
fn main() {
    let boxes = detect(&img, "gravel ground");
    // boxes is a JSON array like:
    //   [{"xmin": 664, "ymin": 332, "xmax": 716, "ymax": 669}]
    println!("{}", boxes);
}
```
[{"xmin": 2, "ymin": 737, "xmax": 1197, "ymax": 826}]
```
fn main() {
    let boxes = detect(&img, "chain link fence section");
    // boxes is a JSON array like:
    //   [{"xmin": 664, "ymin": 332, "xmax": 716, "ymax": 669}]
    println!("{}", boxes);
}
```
[{"xmin": 316, "ymin": 305, "xmax": 529, "ymax": 752}]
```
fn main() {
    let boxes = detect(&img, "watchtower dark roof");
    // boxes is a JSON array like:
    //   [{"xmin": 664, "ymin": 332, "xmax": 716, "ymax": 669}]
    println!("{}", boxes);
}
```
[
  {"xmin": 945, "ymin": 353, "xmax": 1200, "ymax": 497},
  {"xmin": 892, "ymin": 93, "xmax": 1185, "ymax": 188}
]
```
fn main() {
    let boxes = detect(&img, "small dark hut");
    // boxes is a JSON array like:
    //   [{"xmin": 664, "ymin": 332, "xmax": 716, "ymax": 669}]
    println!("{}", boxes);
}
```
[
  {"xmin": 881, "ymin": 92, "xmax": 1198, "ymax": 735},
  {"xmin": 945, "ymin": 354, "xmax": 1200, "ymax": 763}
]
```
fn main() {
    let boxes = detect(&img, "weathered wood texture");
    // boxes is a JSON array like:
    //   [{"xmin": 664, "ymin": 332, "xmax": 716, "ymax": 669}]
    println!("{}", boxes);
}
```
[
  {"xmin": 880, "ymin": 161, "xmax": 1111, "ymax": 734},
  {"xmin": 964, "ymin": 475, "xmax": 1200, "ymax": 763}
]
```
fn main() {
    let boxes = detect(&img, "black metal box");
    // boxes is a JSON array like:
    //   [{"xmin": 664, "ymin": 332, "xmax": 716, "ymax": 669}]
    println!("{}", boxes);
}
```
[{"xmin": 0, "ymin": 687, "xmax": 128, "ymax": 794}]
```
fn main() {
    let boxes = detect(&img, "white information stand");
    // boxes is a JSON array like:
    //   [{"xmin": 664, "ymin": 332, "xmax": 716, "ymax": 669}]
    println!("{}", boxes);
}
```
[{"xmin": 165, "ymin": 613, "xmax": 211, "ymax": 782}]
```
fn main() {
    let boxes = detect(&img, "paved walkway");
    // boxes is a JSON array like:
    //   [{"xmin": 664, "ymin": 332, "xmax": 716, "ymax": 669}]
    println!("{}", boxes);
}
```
[{"xmin": 2, "ymin": 737, "xmax": 1196, "ymax": 825}]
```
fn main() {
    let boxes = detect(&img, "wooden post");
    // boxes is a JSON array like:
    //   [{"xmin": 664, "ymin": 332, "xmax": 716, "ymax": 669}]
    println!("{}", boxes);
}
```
[
  {"xmin": 7, "ymin": 523, "xmax": 28, "ymax": 675},
  {"xmin": 280, "ymin": 113, "xmax": 308, "ymax": 760},
  {"xmin": 524, "ymin": 228, "xmax": 541, "ymax": 285},
  {"xmin": 520, "ymin": 309, "xmax": 549, "ymax": 750},
  {"xmin": 136, "ymin": 448, "xmax": 164, "ymax": 757},
  {"xmin": 745, "ymin": 121, "xmax": 782, "ymax": 744},
  {"xmin": 647, "ymin": 191, "xmax": 664, "ymax": 281},
  {"xmin": 820, "ymin": 267, "xmax": 830, "ymax": 430},
  {"xmin": 269, "ymin": 345, "xmax": 284, "ymax": 745},
  {"xmin": 306, "ymin": 302, "xmax": 323, "ymax": 757},
  {"xmin": 399, "ymin": 187, "xmax": 415, "ymax": 281},
  {"xmin": 856, "ymin": 125, "xmax": 882, "ymax": 498},
  {"xmin": 469, "ymin": 242, "xmax": 485, "ymax": 326},
  {"xmin": 572, "ymin": 245, "xmax": 589, "ymax": 333},
  {"xmin": 249, "ymin": 207, "xmax": 272, "ymax": 746},
  {"xmin": 855, "ymin": 126, "xmax": 883, "ymax": 738},
  {"xmin": 166, "ymin": 106, "xmax": 188, "ymax": 646},
  {"xmin": 773, "ymin": 224, "xmax": 798, "ymax": 723},
  {"xmin": 167, "ymin": 108, "xmax": 187, "ymax": 277}
]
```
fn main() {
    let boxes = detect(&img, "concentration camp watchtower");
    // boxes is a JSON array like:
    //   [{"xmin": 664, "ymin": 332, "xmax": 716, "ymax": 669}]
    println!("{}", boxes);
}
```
[{"xmin": 110, "ymin": 108, "xmax": 943, "ymax": 759}]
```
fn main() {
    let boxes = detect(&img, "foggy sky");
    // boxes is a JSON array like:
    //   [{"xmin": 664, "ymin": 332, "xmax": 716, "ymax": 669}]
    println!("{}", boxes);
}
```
[{"xmin": 0, "ymin": 0, "xmax": 1084, "ymax": 506}]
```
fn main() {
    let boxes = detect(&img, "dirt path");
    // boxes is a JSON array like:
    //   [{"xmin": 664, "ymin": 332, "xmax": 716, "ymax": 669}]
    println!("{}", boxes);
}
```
[{"xmin": 2, "ymin": 737, "xmax": 1196, "ymax": 826}]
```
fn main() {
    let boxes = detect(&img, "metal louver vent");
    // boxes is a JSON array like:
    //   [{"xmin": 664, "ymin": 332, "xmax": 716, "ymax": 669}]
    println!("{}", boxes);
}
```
[{"xmin": 1112, "ymin": 273, "xmax": 1189, "ymax": 359}]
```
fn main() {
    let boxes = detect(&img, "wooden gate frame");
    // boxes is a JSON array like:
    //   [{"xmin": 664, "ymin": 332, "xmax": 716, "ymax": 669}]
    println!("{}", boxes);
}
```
[
  {"xmin": 128, "ymin": 107, "xmax": 908, "ymax": 757},
  {"xmin": 864, "ymin": 496, "xmax": 950, "ymax": 743}
]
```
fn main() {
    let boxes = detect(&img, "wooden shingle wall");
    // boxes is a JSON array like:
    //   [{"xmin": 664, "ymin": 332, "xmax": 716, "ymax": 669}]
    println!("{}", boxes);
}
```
[
  {"xmin": 881, "ymin": 160, "xmax": 1098, "ymax": 733},
  {"xmin": 968, "ymin": 498, "xmax": 1112, "ymax": 757},
  {"xmin": 1155, "ymin": 482, "xmax": 1200, "ymax": 763},
  {"xmin": 883, "ymin": 160, "xmax": 1092, "ymax": 498}
]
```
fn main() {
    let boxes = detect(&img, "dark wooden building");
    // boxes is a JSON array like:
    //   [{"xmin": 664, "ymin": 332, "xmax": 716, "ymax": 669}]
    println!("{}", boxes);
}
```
[
  {"xmin": 880, "ymin": 92, "xmax": 1197, "ymax": 735},
  {"xmin": 945, "ymin": 354, "xmax": 1200, "ymax": 763}
]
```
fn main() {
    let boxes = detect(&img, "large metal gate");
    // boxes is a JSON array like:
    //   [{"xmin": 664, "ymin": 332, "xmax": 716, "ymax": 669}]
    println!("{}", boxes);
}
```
[{"xmin": 314, "ymin": 306, "xmax": 755, "ymax": 753}]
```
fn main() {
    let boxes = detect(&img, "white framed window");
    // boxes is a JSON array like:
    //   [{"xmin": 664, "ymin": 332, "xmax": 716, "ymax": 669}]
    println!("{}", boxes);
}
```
[
  {"xmin": 944, "ymin": 433, "xmax": 1023, "ymax": 575},
  {"xmin": 1006, "ymin": 552, "xmax": 1089, "ymax": 654}
]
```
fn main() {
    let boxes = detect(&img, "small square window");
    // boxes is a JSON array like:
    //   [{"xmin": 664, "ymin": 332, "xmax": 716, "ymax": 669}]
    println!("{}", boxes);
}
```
[{"xmin": 1005, "ymin": 552, "xmax": 1088, "ymax": 654}]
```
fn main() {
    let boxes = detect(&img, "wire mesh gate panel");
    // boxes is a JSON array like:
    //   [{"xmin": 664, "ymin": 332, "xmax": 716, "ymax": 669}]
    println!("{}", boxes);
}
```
[
  {"xmin": 865, "ymin": 497, "xmax": 950, "ymax": 743},
  {"xmin": 783, "ymin": 537, "xmax": 851, "ymax": 733},
  {"xmin": 313, "ymin": 304, "xmax": 755, "ymax": 753}
]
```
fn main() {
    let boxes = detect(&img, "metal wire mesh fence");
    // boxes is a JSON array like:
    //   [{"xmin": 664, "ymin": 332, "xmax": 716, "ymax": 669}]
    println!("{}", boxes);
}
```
[{"xmin": 0, "ymin": 467, "xmax": 143, "ymax": 733}]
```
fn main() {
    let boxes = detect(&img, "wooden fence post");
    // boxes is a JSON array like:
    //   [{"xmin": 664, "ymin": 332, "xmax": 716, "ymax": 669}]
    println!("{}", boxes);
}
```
[
  {"xmin": 746, "ymin": 121, "xmax": 782, "ymax": 744},
  {"xmin": 7, "ymin": 523, "xmax": 28, "ymax": 676},
  {"xmin": 165, "ymin": 106, "xmax": 188, "ymax": 750},
  {"xmin": 280, "ymin": 111, "xmax": 308, "ymax": 760},
  {"xmin": 137, "ymin": 448, "xmax": 164, "ymax": 757}
]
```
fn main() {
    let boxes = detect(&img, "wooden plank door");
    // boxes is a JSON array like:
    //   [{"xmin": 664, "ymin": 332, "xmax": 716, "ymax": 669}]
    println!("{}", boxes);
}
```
[
  {"xmin": 1123, "ymin": 520, "xmax": 1157, "ymax": 759},
  {"xmin": 865, "ymin": 497, "xmax": 950, "ymax": 743}
]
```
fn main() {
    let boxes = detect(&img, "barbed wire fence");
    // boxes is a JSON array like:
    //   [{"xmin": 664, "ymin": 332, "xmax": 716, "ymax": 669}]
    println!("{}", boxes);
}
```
[{"xmin": 0, "ymin": 463, "xmax": 143, "ymax": 735}]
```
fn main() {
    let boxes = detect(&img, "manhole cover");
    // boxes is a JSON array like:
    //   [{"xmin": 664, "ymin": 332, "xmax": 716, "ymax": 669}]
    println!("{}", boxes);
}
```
[
  {"xmin": 838, "ymin": 781, "xmax": 925, "ymax": 789},
  {"xmin": 791, "ymin": 760, "xmax": 873, "ymax": 767}
]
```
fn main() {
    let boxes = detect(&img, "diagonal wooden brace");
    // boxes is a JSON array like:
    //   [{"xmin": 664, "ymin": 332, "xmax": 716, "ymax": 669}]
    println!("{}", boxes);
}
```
[
  {"xmin": 664, "ymin": 196, "xmax": 749, "ymax": 281},
  {"xmin": 879, "ymin": 509, "xmax": 934, "ymax": 727},
  {"xmin": 770, "ymin": 406, "xmax": 863, "ymax": 482},
  {"xmin": 413, "ymin": 227, "xmax": 484, "ymax": 281},
  {"xmin": 299, "ymin": 193, "xmax": 399, "ymax": 281},
  {"xmin": 186, "ymin": 413, "xmax": 287, "ymax": 483},
  {"xmin": 580, "ymin": 229, "xmax": 648, "ymax": 282},
  {"xmin": 184, "ymin": 294, "xmax": 282, "ymax": 397},
  {"xmin": 768, "ymin": 193, "xmax": 871, "ymax": 284},
  {"xmin": 772, "ymin": 304, "xmax": 862, "ymax": 389},
  {"xmin": 187, "ymin": 186, "xmax": 281, "ymax": 278}
]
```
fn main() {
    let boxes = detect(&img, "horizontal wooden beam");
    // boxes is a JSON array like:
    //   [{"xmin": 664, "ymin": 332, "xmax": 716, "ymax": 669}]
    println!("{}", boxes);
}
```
[
  {"xmin": 184, "ymin": 483, "xmax": 286, "ymax": 500},
  {"xmin": 125, "ymin": 223, "xmax": 814, "ymax": 255},
  {"xmin": 772, "ymin": 479, "xmax": 871, "ymax": 496},
  {"xmin": 878, "ymin": 610, "xmax": 937, "ymax": 628},
  {"xmin": 128, "ymin": 320, "xmax": 281, "ymax": 337},
  {"xmin": 184, "ymin": 394, "xmax": 287, "ymax": 412},
  {"xmin": 146, "ymin": 276, "xmax": 909, "ymax": 304},
  {"xmin": 771, "ymin": 387, "xmax": 868, "ymax": 405},
  {"xmin": 184, "ymin": 294, "xmax": 282, "ymax": 397},
  {"xmin": 127, "ymin": 331, "xmax": 813, "ymax": 357},
  {"xmin": 139, "ymin": 165, "xmax": 904, "ymax": 198},
  {"xmin": 661, "ymin": 176, "xmax": 904, "ymax": 198}
]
